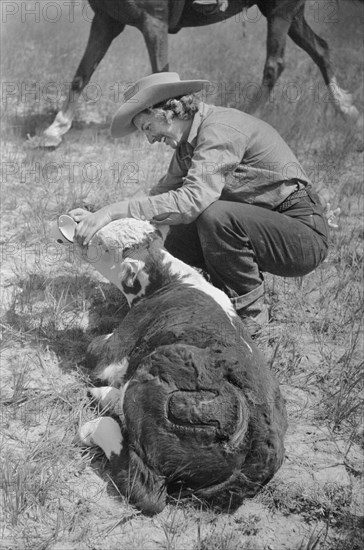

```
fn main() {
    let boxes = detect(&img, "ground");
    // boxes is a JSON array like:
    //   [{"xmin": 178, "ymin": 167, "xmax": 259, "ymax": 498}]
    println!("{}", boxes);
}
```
[{"xmin": 0, "ymin": 2, "xmax": 363, "ymax": 549}]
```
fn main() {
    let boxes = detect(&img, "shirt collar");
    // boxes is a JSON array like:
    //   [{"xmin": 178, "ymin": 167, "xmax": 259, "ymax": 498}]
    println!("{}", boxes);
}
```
[{"xmin": 186, "ymin": 102, "xmax": 210, "ymax": 145}]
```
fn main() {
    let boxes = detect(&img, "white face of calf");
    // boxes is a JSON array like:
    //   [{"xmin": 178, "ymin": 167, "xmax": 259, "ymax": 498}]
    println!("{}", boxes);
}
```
[
  {"xmin": 54, "ymin": 217, "xmax": 169, "ymax": 304},
  {"xmin": 54, "ymin": 216, "xmax": 238, "ymax": 323}
]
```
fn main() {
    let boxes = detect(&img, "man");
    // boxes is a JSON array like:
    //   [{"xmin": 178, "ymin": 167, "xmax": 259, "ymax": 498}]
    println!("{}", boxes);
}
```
[{"xmin": 70, "ymin": 72, "xmax": 329, "ymax": 334}]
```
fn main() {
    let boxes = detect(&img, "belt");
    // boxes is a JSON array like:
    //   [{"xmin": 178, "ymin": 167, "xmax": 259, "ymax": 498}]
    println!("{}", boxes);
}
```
[{"xmin": 276, "ymin": 188, "xmax": 309, "ymax": 213}]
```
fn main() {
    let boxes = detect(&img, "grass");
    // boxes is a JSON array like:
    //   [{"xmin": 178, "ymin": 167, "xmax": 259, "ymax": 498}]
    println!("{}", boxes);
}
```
[{"xmin": 1, "ymin": 2, "xmax": 364, "ymax": 549}]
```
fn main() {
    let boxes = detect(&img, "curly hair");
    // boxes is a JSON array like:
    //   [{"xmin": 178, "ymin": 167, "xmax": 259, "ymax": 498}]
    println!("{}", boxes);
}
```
[{"xmin": 144, "ymin": 93, "xmax": 200, "ymax": 122}]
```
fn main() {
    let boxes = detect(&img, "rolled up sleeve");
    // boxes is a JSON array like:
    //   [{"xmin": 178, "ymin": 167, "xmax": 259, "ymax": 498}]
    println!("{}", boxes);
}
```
[{"xmin": 128, "ymin": 123, "xmax": 247, "ymax": 225}]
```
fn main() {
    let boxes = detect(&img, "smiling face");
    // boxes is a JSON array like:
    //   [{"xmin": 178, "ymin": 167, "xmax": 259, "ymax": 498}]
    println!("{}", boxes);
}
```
[{"xmin": 133, "ymin": 110, "xmax": 191, "ymax": 149}]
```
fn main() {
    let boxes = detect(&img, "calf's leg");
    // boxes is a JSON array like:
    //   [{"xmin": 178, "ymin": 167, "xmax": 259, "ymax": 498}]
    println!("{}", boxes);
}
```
[
  {"xmin": 79, "ymin": 407, "xmax": 166, "ymax": 514},
  {"xmin": 88, "ymin": 386, "xmax": 123, "ymax": 413},
  {"xmin": 88, "ymin": 381, "xmax": 129, "ymax": 415},
  {"xmin": 114, "ymin": 447, "xmax": 167, "ymax": 515}
]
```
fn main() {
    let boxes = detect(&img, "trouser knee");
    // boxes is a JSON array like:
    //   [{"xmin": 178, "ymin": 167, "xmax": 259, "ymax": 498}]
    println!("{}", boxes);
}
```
[{"xmin": 196, "ymin": 203, "xmax": 250, "ymax": 259}]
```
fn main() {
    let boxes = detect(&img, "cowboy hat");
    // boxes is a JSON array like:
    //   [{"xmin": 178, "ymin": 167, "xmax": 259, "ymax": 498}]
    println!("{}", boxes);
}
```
[{"xmin": 110, "ymin": 72, "xmax": 210, "ymax": 138}]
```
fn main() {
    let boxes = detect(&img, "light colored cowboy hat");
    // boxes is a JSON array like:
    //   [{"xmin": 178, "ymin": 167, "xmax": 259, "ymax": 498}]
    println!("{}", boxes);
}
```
[{"xmin": 110, "ymin": 72, "xmax": 210, "ymax": 138}]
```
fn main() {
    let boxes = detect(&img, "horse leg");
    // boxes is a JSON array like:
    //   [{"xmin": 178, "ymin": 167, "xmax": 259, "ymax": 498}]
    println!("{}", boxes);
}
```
[
  {"xmin": 247, "ymin": 10, "xmax": 292, "ymax": 115},
  {"xmin": 29, "ymin": 12, "xmax": 125, "ymax": 148},
  {"xmin": 288, "ymin": 8, "xmax": 359, "ymax": 121},
  {"xmin": 140, "ymin": 11, "xmax": 169, "ymax": 72}
]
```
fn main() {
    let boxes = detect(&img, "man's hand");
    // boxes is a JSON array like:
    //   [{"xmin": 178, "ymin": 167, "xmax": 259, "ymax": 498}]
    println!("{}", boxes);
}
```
[
  {"xmin": 72, "ymin": 207, "xmax": 113, "ymax": 246},
  {"xmin": 69, "ymin": 208, "xmax": 92, "ymax": 223},
  {"xmin": 70, "ymin": 201, "xmax": 130, "ymax": 246}
]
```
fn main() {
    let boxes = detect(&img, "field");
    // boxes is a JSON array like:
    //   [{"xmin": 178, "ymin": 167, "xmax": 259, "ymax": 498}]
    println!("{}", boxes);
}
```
[{"xmin": 1, "ymin": 1, "xmax": 363, "ymax": 549}]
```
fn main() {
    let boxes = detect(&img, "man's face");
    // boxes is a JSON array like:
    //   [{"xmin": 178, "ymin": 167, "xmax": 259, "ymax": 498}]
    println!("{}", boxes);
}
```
[{"xmin": 133, "ymin": 111, "xmax": 179, "ymax": 149}]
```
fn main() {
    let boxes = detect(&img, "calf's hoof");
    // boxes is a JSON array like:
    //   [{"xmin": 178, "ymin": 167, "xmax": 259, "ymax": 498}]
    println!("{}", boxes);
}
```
[{"xmin": 78, "ymin": 417, "xmax": 123, "ymax": 459}]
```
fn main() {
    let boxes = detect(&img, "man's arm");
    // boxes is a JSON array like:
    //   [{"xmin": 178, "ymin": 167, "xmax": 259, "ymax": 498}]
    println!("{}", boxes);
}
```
[
  {"xmin": 149, "ymin": 147, "xmax": 188, "ymax": 196},
  {"xmin": 72, "ymin": 149, "xmax": 187, "ymax": 244},
  {"xmin": 129, "ymin": 123, "xmax": 247, "ymax": 225},
  {"xmin": 73, "ymin": 123, "xmax": 247, "ymax": 242}
]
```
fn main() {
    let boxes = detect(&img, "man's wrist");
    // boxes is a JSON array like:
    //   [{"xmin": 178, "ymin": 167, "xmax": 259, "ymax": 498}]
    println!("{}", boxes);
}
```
[{"xmin": 108, "ymin": 201, "xmax": 129, "ymax": 221}]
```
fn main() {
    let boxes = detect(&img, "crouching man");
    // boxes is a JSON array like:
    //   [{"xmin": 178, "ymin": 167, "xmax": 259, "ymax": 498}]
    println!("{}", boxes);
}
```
[{"xmin": 70, "ymin": 73, "xmax": 329, "ymax": 337}]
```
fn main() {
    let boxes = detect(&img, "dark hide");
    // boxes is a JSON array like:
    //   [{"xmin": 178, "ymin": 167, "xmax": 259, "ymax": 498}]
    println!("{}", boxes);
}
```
[{"xmin": 89, "ymin": 245, "xmax": 287, "ymax": 514}]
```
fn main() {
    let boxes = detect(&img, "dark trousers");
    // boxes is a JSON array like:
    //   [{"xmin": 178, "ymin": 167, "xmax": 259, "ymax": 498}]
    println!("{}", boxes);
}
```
[{"xmin": 164, "ymin": 191, "xmax": 329, "ymax": 308}]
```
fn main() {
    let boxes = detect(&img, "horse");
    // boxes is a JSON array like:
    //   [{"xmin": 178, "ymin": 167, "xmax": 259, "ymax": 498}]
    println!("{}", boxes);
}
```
[{"xmin": 29, "ymin": 0, "xmax": 360, "ymax": 147}]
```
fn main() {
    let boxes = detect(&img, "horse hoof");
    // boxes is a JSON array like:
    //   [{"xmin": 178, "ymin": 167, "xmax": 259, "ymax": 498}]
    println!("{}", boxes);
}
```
[
  {"xmin": 346, "ymin": 106, "xmax": 360, "ymax": 123},
  {"xmin": 26, "ymin": 133, "xmax": 62, "ymax": 149}
]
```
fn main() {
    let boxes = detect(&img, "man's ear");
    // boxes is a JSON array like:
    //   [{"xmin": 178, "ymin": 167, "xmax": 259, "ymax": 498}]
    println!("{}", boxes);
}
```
[{"xmin": 119, "ymin": 259, "xmax": 145, "ymax": 287}]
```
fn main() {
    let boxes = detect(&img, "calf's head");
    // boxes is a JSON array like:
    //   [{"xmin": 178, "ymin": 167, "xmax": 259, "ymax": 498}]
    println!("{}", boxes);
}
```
[{"xmin": 54, "ymin": 216, "xmax": 170, "ymax": 305}]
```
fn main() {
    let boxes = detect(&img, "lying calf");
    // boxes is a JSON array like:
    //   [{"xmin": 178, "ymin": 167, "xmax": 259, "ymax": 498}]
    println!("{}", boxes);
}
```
[{"xmin": 57, "ymin": 217, "xmax": 287, "ymax": 514}]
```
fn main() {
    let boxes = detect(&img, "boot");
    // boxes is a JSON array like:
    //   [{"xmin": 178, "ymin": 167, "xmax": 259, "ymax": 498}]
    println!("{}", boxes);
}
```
[
  {"xmin": 232, "ymin": 284, "xmax": 269, "ymax": 338},
  {"xmin": 238, "ymin": 299, "xmax": 269, "ymax": 337}
]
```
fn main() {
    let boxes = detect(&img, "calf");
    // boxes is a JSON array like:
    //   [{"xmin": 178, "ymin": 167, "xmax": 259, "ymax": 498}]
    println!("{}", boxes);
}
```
[{"xmin": 57, "ymin": 217, "xmax": 287, "ymax": 514}]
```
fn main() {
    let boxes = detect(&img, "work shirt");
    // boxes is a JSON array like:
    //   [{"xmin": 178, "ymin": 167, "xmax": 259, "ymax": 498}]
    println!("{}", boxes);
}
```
[{"xmin": 128, "ymin": 103, "xmax": 311, "ymax": 225}]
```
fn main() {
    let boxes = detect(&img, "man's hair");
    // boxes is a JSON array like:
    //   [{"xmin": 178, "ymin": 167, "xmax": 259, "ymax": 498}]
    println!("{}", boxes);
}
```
[{"xmin": 145, "ymin": 94, "xmax": 200, "ymax": 121}]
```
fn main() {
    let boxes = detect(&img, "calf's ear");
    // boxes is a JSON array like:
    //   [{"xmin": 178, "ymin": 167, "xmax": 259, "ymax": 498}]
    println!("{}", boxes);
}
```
[{"xmin": 119, "ymin": 258, "xmax": 145, "ymax": 287}]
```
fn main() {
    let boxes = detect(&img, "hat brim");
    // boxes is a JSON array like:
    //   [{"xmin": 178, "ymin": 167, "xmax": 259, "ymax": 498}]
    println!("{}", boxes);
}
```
[{"xmin": 110, "ymin": 79, "xmax": 210, "ymax": 138}]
